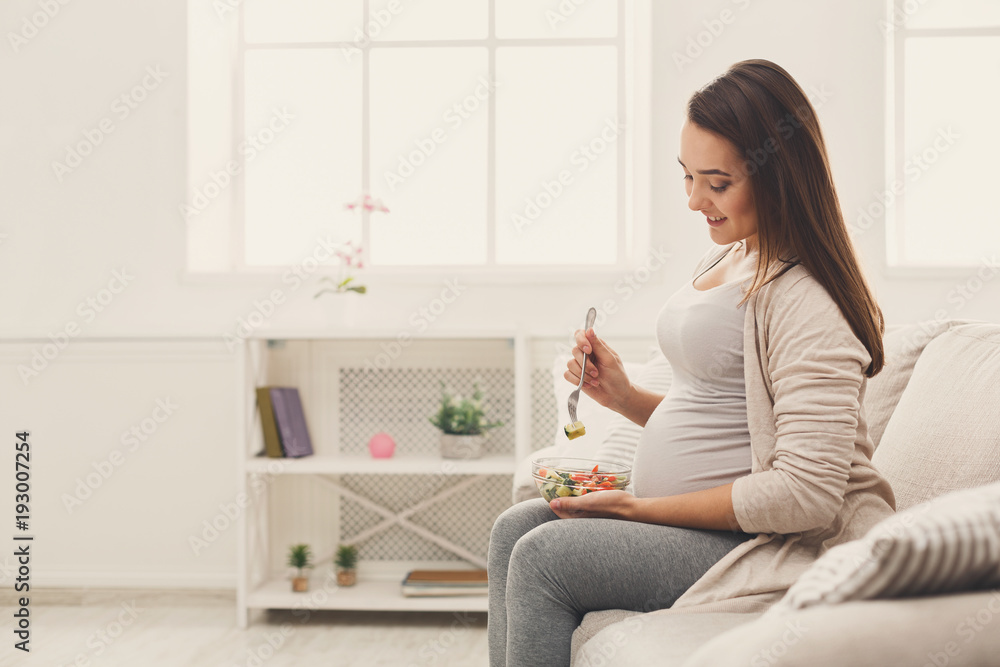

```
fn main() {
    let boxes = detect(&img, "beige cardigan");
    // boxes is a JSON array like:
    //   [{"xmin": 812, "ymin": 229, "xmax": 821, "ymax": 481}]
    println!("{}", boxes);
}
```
[{"xmin": 667, "ymin": 243, "xmax": 896, "ymax": 613}]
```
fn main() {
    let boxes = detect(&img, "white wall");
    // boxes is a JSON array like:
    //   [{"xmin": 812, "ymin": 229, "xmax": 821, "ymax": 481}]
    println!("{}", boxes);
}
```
[
  {"xmin": 2, "ymin": 0, "xmax": 997, "ymax": 588},
  {"xmin": 2, "ymin": 0, "xmax": 997, "ymax": 341}
]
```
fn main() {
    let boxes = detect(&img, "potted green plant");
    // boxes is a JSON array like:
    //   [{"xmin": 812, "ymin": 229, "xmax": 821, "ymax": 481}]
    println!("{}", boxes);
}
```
[
  {"xmin": 335, "ymin": 544, "xmax": 359, "ymax": 586},
  {"xmin": 429, "ymin": 382, "xmax": 503, "ymax": 459},
  {"xmin": 288, "ymin": 544, "xmax": 313, "ymax": 592}
]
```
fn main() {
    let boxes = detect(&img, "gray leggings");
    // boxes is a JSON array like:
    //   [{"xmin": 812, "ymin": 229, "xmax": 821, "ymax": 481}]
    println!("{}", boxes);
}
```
[{"xmin": 487, "ymin": 498, "xmax": 752, "ymax": 667}]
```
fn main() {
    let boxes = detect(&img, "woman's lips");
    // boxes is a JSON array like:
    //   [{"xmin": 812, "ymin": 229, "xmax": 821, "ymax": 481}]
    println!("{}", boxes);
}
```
[{"xmin": 706, "ymin": 216, "xmax": 727, "ymax": 227}]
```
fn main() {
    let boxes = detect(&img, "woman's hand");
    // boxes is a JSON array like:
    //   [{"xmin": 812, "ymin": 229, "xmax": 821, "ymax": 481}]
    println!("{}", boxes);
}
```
[
  {"xmin": 549, "ymin": 490, "xmax": 636, "ymax": 520},
  {"xmin": 564, "ymin": 327, "xmax": 632, "ymax": 413}
]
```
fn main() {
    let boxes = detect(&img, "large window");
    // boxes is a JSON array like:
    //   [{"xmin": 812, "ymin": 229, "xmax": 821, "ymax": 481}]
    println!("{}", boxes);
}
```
[
  {"xmin": 885, "ymin": 0, "xmax": 1000, "ymax": 267},
  {"xmin": 186, "ymin": 0, "xmax": 651, "ymax": 277}
]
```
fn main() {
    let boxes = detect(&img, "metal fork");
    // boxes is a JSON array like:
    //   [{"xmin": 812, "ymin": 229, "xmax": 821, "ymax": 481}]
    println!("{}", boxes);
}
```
[{"xmin": 568, "ymin": 307, "xmax": 598, "ymax": 424}]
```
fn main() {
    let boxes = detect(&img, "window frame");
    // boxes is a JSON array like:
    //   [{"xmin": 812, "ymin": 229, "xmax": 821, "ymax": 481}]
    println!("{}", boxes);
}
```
[
  {"xmin": 884, "ymin": 0, "xmax": 1000, "ymax": 272},
  {"xmin": 186, "ymin": 0, "xmax": 652, "ymax": 285}
]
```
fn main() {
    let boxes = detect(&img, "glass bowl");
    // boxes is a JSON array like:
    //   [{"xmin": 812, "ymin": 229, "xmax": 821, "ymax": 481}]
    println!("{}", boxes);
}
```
[{"xmin": 531, "ymin": 457, "xmax": 631, "ymax": 502}]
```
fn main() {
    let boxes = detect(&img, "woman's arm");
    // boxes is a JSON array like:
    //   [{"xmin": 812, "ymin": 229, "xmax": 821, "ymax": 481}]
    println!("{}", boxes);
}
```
[
  {"xmin": 613, "ymin": 384, "xmax": 665, "ymax": 428},
  {"xmin": 565, "ymin": 328, "xmax": 664, "ymax": 426},
  {"xmin": 548, "ymin": 483, "xmax": 742, "ymax": 532},
  {"xmin": 730, "ymin": 280, "xmax": 869, "ymax": 534}
]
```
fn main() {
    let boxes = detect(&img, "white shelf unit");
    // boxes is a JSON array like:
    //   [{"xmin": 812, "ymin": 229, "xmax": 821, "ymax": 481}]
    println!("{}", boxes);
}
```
[{"xmin": 235, "ymin": 330, "xmax": 546, "ymax": 628}]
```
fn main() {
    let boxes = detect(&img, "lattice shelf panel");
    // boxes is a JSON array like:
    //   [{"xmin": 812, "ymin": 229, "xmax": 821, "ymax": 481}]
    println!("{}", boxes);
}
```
[
  {"xmin": 339, "ymin": 367, "xmax": 515, "ymax": 456},
  {"xmin": 338, "ymin": 473, "xmax": 511, "ymax": 562},
  {"xmin": 531, "ymin": 367, "xmax": 558, "ymax": 450}
]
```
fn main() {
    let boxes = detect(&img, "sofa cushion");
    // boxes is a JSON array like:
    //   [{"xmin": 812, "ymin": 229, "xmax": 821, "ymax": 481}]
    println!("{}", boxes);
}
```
[
  {"xmin": 572, "ymin": 611, "xmax": 760, "ymax": 667},
  {"xmin": 767, "ymin": 482, "xmax": 1000, "ymax": 613},
  {"xmin": 682, "ymin": 589, "xmax": 1000, "ymax": 667},
  {"xmin": 570, "ymin": 609, "xmax": 642, "ymax": 663},
  {"xmin": 863, "ymin": 319, "xmax": 956, "ymax": 449},
  {"xmin": 872, "ymin": 323, "xmax": 1000, "ymax": 510}
]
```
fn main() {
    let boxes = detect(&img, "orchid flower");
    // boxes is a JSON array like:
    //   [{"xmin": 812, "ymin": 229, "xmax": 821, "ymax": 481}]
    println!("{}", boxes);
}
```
[
  {"xmin": 344, "ymin": 193, "xmax": 390, "ymax": 214},
  {"xmin": 315, "ymin": 193, "xmax": 389, "ymax": 298},
  {"xmin": 315, "ymin": 240, "xmax": 368, "ymax": 296}
]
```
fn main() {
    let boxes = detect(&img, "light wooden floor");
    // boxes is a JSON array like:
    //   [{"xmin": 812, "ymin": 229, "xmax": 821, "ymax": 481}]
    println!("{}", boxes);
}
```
[{"xmin": 7, "ymin": 589, "xmax": 489, "ymax": 666}]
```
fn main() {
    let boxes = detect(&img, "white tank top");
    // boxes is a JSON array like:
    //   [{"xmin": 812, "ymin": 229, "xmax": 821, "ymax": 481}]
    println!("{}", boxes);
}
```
[{"xmin": 631, "ymin": 273, "xmax": 753, "ymax": 498}]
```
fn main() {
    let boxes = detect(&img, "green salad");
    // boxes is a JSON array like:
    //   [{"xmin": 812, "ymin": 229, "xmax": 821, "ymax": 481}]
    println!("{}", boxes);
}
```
[{"xmin": 536, "ymin": 464, "xmax": 628, "ymax": 501}]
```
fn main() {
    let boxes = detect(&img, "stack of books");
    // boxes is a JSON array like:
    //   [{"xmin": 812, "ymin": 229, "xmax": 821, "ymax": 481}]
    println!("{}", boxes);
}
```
[
  {"xmin": 401, "ymin": 569, "xmax": 489, "ymax": 597},
  {"xmin": 256, "ymin": 386, "xmax": 314, "ymax": 458}
]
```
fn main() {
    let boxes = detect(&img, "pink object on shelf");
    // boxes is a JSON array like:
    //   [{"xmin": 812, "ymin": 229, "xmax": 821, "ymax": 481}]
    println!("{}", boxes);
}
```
[{"xmin": 368, "ymin": 432, "xmax": 396, "ymax": 459}]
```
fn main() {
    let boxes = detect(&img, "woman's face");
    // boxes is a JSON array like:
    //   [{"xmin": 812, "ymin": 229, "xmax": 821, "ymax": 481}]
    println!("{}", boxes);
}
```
[{"xmin": 678, "ymin": 120, "xmax": 758, "ymax": 251}]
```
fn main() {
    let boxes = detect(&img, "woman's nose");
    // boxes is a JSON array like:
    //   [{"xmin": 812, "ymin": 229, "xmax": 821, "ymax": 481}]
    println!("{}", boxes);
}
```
[{"xmin": 687, "ymin": 185, "xmax": 709, "ymax": 212}]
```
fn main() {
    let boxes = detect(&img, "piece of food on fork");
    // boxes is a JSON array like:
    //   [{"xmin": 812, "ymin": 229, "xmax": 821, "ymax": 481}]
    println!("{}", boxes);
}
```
[{"xmin": 564, "ymin": 306, "xmax": 597, "ymax": 440}]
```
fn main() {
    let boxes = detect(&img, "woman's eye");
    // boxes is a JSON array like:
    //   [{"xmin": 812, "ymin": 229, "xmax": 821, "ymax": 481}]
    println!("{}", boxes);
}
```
[
  {"xmin": 710, "ymin": 184, "xmax": 729, "ymax": 193},
  {"xmin": 683, "ymin": 174, "xmax": 692, "ymax": 181}
]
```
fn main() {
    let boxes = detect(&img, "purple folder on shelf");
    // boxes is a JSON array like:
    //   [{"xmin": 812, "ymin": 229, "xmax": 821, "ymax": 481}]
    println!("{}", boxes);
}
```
[{"xmin": 269, "ymin": 387, "xmax": 314, "ymax": 458}]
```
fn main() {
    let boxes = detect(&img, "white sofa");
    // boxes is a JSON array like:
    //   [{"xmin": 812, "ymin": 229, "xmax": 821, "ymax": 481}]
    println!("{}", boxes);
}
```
[{"xmin": 514, "ymin": 319, "xmax": 1000, "ymax": 666}]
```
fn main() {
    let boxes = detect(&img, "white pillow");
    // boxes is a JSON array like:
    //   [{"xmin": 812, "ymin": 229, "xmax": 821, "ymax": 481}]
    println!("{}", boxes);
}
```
[
  {"xmin": 550, "ymin": 354, "xmax": 640, "ymax": 453},
  {"xmin": 593, "ymin": 349, "xmax": 672, "ymax": 470},
  {"xmin": 767, "ymin": 481, "xmax": 1000, "ymax": 615}
]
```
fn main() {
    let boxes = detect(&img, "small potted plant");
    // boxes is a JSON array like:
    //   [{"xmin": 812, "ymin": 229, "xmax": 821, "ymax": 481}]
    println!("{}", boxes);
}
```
[
  {"xmin": 429, "ymin": 382, "xmax": 504, "ymax": 459},
  {"xmin": 288, "ymin": 544, "xmax": 313, "ymax": 592},
  {"xmin": 335, "ymin": 544, "xmax": 359, "ymax": 587}
]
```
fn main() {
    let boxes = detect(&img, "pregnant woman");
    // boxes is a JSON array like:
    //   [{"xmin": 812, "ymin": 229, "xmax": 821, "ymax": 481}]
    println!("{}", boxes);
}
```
[{"xmin": 487, "ymin": 59, "xmax": 896, "ymax": 667}]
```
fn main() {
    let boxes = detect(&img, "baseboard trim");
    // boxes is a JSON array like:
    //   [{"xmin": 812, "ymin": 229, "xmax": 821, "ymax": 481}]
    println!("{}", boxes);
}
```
[{"xmin": 26, "ymin": 570, "xmax": 235, "ymax": 589}]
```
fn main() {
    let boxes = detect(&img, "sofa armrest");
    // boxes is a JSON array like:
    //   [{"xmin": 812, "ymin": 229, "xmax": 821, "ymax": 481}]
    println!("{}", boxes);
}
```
[{"xmin": 682, "ymin": 589, "xmax": 1000, "ymax": 667}]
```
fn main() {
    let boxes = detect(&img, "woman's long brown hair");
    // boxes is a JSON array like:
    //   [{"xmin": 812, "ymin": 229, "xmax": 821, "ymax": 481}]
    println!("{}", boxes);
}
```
[{"xmin": 688, "ymin": 59, "xmax": 884, "ymax": 377}]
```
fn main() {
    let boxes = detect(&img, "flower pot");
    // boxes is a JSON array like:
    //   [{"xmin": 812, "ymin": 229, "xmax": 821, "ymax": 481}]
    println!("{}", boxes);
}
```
[
  {"xmin": 292, "ymin": 576, "xmax": 309, "ymax": 592},
  {"xmin": 337, "ymin": 569, "xmax": 357, "ymax": 587},
  {"xmin": 440, "ymin": 434, "xmax": 485, "ymax": 460},
  {"xmin": 320, "ymin": 291, "xmax": 362, "ymax": 328}
]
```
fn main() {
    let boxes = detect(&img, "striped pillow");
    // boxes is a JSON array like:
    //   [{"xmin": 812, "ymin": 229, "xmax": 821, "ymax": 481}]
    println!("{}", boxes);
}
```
[
  {"xmin": 593, "ymin": 348, "xmax": 673, "ymax": 472},
  {"xmin": 768, "ymin": 482, "xmax": 1000, "ymax": 614}
]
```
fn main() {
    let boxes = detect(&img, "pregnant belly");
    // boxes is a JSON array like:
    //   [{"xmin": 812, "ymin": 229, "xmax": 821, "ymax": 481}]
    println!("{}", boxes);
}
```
[{"xmin": 631, "ymin": 394, "xmax": 752, "ymax": 499}]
